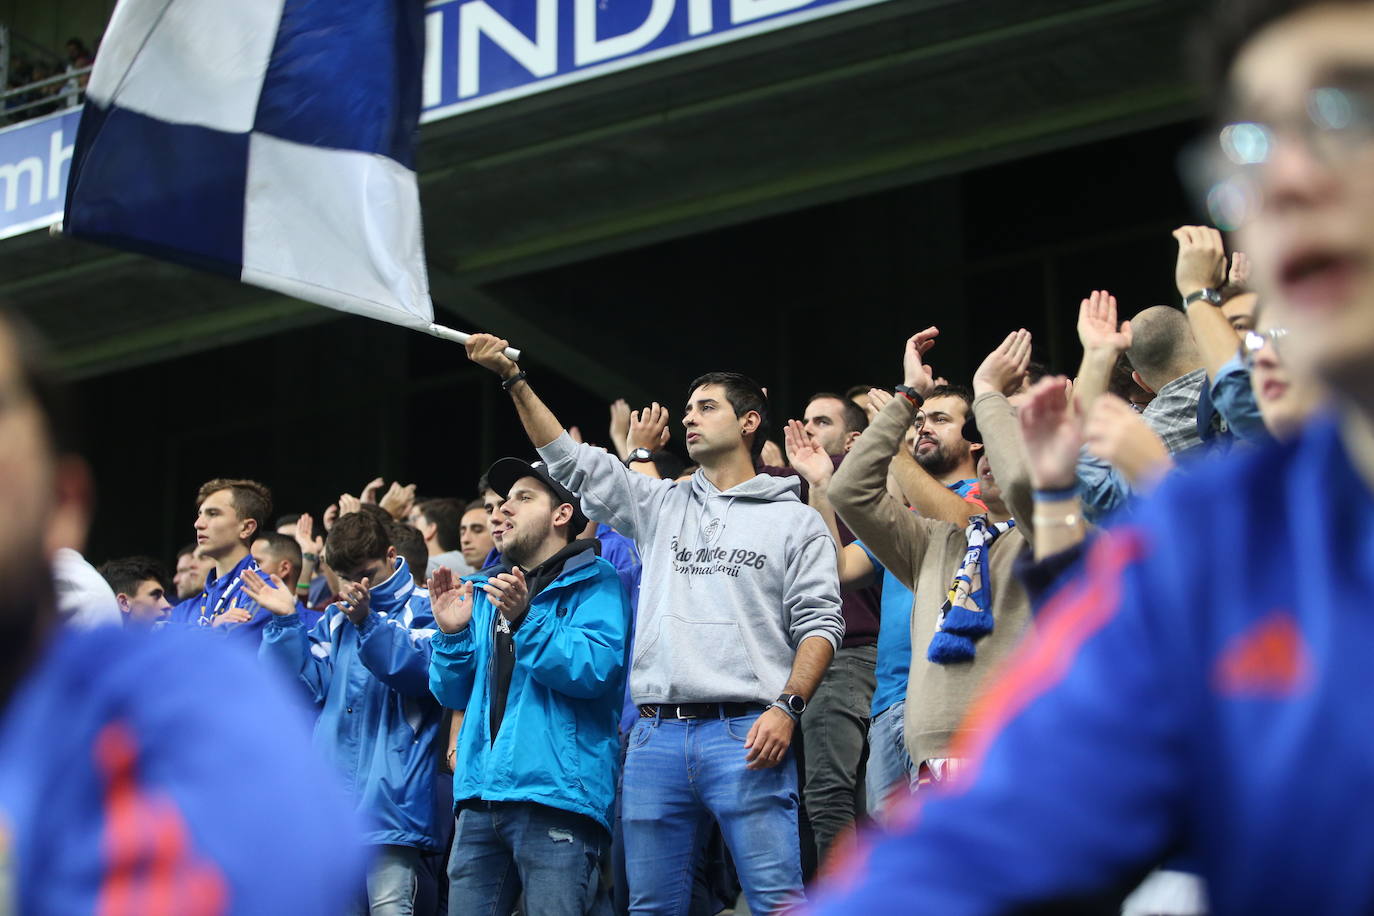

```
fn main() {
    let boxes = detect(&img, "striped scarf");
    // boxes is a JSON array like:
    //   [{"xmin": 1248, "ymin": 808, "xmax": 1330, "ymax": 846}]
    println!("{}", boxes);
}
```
[{"xmin": 927, "ymin": 515, "xmax": 1015, "ymax": 664}]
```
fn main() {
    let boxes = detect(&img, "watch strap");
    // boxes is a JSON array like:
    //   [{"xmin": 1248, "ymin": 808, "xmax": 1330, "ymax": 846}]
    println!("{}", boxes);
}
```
[{"xmin": 1182, "ymin": 288, "xmax": 1222, "ymax": 308}]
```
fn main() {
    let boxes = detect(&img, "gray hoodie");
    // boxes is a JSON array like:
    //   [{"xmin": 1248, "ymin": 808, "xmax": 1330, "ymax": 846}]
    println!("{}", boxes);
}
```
[{"xmin": 538, "ymin": 433, "xmax": 844, "ymax": 705}]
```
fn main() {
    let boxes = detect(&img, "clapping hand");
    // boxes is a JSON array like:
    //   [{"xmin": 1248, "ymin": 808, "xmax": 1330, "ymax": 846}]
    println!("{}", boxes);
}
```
[
  {"xmin": 628, "ymin": 402, "xmax": 671, "ymax": 452},
  {"xmin": 483, "ymin": 567, "xmax": 529, "ymax": 620},
  {"xmin": 294, "ymin": 512, "xmax": 324, "ymax": 556},
  {"xmin": 1172, "ymin": 226, "xmax": 1228, "ymax": 297},
  {"xmin": 243, "ymin": 568, "xmax": 298, "ymax": 617},
  {"xmin": 1077, "ymin": 290, "xmax": 1132, "ymax": 353},
  {"xmin": 902, "ymin": 327, "xmax": 939, "ymax": 398},
  {"xmin": 429, "ymin": 567, "xmax": 475, "ymax": 634},
  {"xmin": 379, "ymin": 481, "xmax": 417, "ymax": 520},
  {"xmin": 609, "ymin": 399, "xmax": 632, "ymax": 460},
  {"xmin": 1017, "ymin": 376, "xmax": 1081, "ymax": 490},
  {"xmin": 782, "ymin": 419, "xmax": 833, "ymax": 486},
  {"xmin": 972, "ymin": 329, "xmax": 1033, "ymax": 398},
  {"xmin": 338, "ymin": 578, "xmax": 372, "ymax": 626}
]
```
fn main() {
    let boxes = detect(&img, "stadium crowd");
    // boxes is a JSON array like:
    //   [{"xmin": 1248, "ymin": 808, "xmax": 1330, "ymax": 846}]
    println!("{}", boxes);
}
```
[{"xmin": 6, "ymin": 0, "xmax": 1374, "ymax": 913}]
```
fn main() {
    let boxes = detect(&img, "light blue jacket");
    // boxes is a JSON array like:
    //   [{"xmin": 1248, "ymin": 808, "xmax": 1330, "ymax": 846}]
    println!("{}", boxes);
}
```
[
  {"xmin": 428, "ymin": 546, "xmax": 629, "ymax": 831},
  {"xmin": 260, "ymin": 557, "xmax": 444, "ymax": 849}
]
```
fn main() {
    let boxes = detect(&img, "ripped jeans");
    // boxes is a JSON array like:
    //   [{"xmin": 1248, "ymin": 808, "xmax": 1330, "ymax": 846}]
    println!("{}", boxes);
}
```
[{"xmin": 447, "ymin": 801, "xmax": 611, "ymax": 916}]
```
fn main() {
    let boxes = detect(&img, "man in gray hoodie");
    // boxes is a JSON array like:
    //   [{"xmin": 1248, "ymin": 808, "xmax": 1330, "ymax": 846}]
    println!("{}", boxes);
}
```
[{"xmin": 465, "ymin": 336, "xmax": 844, "ymax": 914}]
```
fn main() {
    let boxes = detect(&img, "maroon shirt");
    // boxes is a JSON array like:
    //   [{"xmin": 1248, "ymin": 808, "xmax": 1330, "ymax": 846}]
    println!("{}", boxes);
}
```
[{"xmin": 757, "ymin": 456, "xmax": 881, "ymax": 648}]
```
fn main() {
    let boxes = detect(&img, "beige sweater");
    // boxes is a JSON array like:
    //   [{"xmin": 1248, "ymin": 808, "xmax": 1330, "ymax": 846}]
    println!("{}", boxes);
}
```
[{"xmin": 830, "ymin": 392, "xmax": 1035, "ymax": 765}]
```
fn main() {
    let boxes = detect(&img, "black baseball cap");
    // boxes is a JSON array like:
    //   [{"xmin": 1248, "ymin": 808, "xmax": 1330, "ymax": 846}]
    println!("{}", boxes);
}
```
[{"xmin": 484, "ymin": 458, "xmax": 590, "ymax": 532}]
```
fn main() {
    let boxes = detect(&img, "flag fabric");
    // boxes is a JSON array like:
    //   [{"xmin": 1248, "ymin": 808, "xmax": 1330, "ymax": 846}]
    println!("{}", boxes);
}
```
[{"xmin": 62, "ymin": 0, "xmax": 434, "ymax": 330}]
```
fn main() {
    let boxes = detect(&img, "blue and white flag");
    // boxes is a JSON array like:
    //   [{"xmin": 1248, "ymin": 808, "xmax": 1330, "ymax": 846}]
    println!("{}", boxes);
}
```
[{"xmin": 62, "ymin": 0, "xmax": 433, "ymax": 330}]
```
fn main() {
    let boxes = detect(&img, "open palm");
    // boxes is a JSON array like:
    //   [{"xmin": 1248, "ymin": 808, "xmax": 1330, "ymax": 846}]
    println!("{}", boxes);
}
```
[
  {"xmin": 1017, "ymin": 376, "xmax": 1082, "ymax": 490},
  {"xmin": 429, "ymin": 567, "xmax": 475, "ymax": 634},
  {"xmin": 782, "ymin": 419, "xmax": 833, "ymax": 485}
]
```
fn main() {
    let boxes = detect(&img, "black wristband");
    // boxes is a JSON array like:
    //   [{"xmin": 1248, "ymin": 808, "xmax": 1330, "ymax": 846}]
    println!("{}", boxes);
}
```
[
  {"xmin": 501, "ymin": 370, "xmax": 527, "ymax": 391},
  {"xmin": 894, "ymin": 385, "xmax": 925, "ymax": 408}
]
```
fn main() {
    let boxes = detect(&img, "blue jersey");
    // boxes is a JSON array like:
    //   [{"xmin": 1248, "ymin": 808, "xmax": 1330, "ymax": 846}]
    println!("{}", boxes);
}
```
[
  {"xmin": 809, "ymin": 415, "xmax": 1374, "ymax": 915},
  {"xmin": 167, "ymin": 552, "xmax": 269, "ymax": 644},
  {"xmin": 0, "ymin": 624, "xmax": 366, "ymax": 914}
]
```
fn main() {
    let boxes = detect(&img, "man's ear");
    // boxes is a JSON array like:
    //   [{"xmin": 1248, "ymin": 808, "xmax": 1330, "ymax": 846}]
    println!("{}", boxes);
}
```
[
  {"xmin": 843, "ymin": 430, "xmax": 861, "ymax": 452},
  {"xmin": 740, "ymin": 410, "xmax": 761, "ymax": 438},
  {"xmin": 44, "ymin": 455, "xmax": 92, "ymax": 557},
  {"xmin": 1131, "ymin": 370, "xmax": 1156, "ymax": 395},
  {"xmin": 553, "ymin": 502, "xmax": 575, "ymax": 529},
  {"xmin": 386, "ymin": 545, "xmax": 398, "ymax": 564},
  {"xmin": 239, "ymin": 516, "xmax": 259, "ymax": 544},
  {"xmin": 116, "ymin": 592, "xmax": 131, "ymax": 614}
]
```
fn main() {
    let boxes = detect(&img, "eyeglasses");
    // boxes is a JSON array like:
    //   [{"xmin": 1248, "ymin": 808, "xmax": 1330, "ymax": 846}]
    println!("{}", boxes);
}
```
[
  {"xmin": 1242, "ymin": 327, "xmax": 1289, "ymax": 369},
  {"xmin": 1181, "ymin": 85, "xmax": 1374, "ymax": 229}
]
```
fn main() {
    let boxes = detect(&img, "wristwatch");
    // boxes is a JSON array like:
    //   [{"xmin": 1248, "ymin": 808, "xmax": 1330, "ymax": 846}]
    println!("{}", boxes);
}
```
[
  {"xmin": 772, "ymin": 693, "xmax": 806, "ymax": 720},
  {"xmin": 1182, "ymin": 288, "xmax": 1222, "ymax": 309},
  {"xmin": 624, "ymin": 447, "xmax": 654, "ymax": 467},
  {"xmin": 894, "ymin": 384, "xmax": 925, "ymax": 408}
]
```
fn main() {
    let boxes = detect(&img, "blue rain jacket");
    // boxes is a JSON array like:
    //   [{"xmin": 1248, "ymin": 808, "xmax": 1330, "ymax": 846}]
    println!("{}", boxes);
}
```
[
  {"xmin": 261, "ymin": 557, "xmax": 444, "ymax": 849},
  {"xmin": 429, "ymin": 545, "xmax": 629, "ymax": 831}
]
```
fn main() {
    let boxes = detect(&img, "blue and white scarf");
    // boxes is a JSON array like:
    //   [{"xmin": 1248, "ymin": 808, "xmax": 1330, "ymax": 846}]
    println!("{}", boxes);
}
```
[{"xmin": 927, "ymin": 515, "xmax": 1016, "ymax": 664}]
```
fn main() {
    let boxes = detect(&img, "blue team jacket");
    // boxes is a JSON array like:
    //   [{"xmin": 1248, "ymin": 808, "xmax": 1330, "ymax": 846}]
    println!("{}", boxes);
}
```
[
  {"xmin": 167, "ymin": 551, "xmax": 270, "ymax": 644},
  {"xmin": 428, "ymin": 547, "xmax": 629, "ymax": 831},
  {"xmin": 261, "ymin": 557, "xmax": 444, "ymax": 850},
  {"xmin": 809, "ymin": 414, "xmax": 1374, "ymax": 915},
  {"xmin": 0, "ymin": 624, "xmax": 365, "ymax": 915}
]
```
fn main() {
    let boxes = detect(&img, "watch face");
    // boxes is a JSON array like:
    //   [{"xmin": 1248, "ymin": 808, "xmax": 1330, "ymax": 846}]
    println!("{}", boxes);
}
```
[{"xmin": 786, "ymin": 695, "xmax": 805, "ymax": 713}]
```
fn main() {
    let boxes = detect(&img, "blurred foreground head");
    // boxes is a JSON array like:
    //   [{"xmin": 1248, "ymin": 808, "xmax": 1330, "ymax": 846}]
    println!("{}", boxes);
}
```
[
  {"xmin": 0, "ymin": 310, "xmax": 92, "ymax": 685},
  {"xmin": 1214, "ymin": 0, "xmax": 1374, "ymax": 402}
]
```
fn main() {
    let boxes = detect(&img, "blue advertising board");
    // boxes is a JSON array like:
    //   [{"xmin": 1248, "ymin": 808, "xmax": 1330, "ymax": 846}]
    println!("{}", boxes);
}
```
[
  {"xmin": 0, "ymin": 108, "xmax": 80, "ymax": 241},
  {"xmin": 0, "ymin": 0, "xmax": 887, "ymax": 240},
  {"xmin": 419, "ymin": 0, "xmax": 894, "ymax": 120}
]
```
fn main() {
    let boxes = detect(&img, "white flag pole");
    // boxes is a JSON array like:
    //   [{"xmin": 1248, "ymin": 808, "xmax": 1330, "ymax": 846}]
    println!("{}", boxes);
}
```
[
  {"xmin": 426, "ymin": 322, "xmax": 521, "ymax": 362},
  {"xmin": 50, "ymin": 223, "xmax": 523, "ymax": 362}
]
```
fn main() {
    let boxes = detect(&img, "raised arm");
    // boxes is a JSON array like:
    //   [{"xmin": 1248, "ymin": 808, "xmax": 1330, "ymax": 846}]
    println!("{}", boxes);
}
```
[
  {"xmin": 970, "ymin": 329, "xmax": 1036, "ymax": 536},
  {"xmin": 1017, "ymin": 376, "xmax": 1090, "ymax": 561},
  {"xmin": 831, "ymin": 391, "xmax": 932, "ymax": 591},
  {"xmin": 466, "ymin": 333, "xmax": 565, "ymax": 448},
  {"xmin": 1073, "ymin": 290, "xmax": 1132, "ymax": 416},
  {"xmin": 885, "ymin": 330, "xmax": 985, "ymax": 526},
  {"xmin": 1174, "ymin": 226, "xmax": 1241, "ymax": 379},
  {"xmin": 783, "ymin": 419, "xmax": 877, "ymax": 589},
  {"xmin": 249, "ymin": 569, "xmax": 333, "ymax": 703}
]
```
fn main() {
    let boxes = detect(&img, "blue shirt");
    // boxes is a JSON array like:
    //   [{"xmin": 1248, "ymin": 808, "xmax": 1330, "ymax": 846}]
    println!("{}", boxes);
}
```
[
  {"xmin": 810, "ymin": 414, "xmax": 1374, "ymax": 915},
  {"xmin": 861, "ymin": 541, "xmax": 915, "ymax": 716},
  {"xmin": 167, "ymin": 551, "xmax": 269, "ymax": 644},
  {"xmin": 0, "ymin": 625, "xmax": 366, "ymax": 914}
]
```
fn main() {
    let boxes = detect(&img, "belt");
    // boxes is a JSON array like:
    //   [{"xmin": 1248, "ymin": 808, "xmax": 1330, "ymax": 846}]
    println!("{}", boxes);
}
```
[{"xmin": 639, "ymin": 702, "xmax": 763, "ymax": 719}]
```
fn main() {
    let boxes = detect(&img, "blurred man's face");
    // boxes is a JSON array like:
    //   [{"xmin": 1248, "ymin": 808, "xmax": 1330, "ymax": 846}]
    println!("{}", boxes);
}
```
[
  {"xmin": 0, "ymin": 326, "xmax": 56, "ymax": 618},
  {"xmin": 1250, "ymin": 311, "xmax": 1325, "ymax": 440},
  {"xmin": 482, "ymin": 488, "xmax": 508, "ymax": 542},
  {"xmin": 121, "ymin": 579, "xmax": 171, "ymax": 624},
  {"xmin": 459, "ymin": 508, "xmax": 494, "ymax": 569},
  {"xmin": 803, "ymin": 397, "xmax": 854, "ymax": 457},
  {"xmin": 1232, "ymin": 4, "xmax": 1374, "ymax": 393},
  {"xmin": 913, "ymin": 396, "xmax": 975, "ymax": 478}
]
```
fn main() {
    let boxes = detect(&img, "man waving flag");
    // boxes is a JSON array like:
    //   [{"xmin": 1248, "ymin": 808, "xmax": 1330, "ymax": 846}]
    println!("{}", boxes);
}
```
[{"xmin": 61, "ymin": 0, "xmax": 512, "ymax": 355}]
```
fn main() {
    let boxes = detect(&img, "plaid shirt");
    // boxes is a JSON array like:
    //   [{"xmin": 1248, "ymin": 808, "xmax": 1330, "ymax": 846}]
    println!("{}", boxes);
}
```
[{"xmin": 1142, "ymin": 368, "xmax": 1208, "ymax": 455}]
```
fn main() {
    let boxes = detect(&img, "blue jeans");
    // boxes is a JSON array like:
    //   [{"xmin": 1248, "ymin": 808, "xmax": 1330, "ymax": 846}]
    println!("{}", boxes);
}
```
[
  {"xmin": 447, "ymin": 801, "xmax": 611, "ymax": 916},
  {"xmin": 348, "ymin": 845, "xmax": 424, "ymax": 916},
  {"xmin": 864, "ymin": 702, "xmax": 915, "ymax": 822},
  {"xmin": 622, "ymin": 711, "xmax": 804, "ymax": 915}
]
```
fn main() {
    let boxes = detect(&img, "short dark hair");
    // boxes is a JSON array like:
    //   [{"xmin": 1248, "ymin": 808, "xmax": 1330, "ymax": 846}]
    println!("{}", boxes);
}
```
[
  {"xmin": 253, "ymin": 531, "xmax": 302, "ymax": 576},
  {"xmin": 844, "ymin": 384, "xmax": 880, "ymax": 402},
  {"xmin": 274, "ymin": 513, "xmax": 301, "ymax": 529},
  {"xmin": 326, "ymin": 512, "xmax": 390, "ymax": 574},
  {"xmin": 651, "ymin": 450, "xmax": 687, "ymax": 481},
  {"xmin": 416, "ymin": 498, "xmax": 464, "ymax": 551},
  {"xmin": 386, "ymin": 522, "xmax": 428, "ymax": 585},
  {"xmin": 926, "ymin": 384, "xmax": 974, "ymax": 414},
  {"xmin": 176, "ymin": 542, "xmax": 198, "ymax": 560},
  {"xmin": 807, "ymin": 391, "xmax": 868, "ymax": 436},
  {"xmin": 687, "ymin": 371, "xmax": 770, "ymax": 460},
  {"xmin": 98, "ymin": 556, "xmax": 169, "ymax": 598},
  {"xmin": 1026, "ymin": 361, "xmax": 1050, "ymax": 385},
  {"xmin": 476, "ymin": 473, "xmax": 492, "ymax": 496},
  {"xmin": 357, "ymin": 503, "xmax": 393, "ymax": 528},
  {"xmin": 196, "ymin": 478, "xmax": 273, "ymax": 539},
  {"xmin": 464, "ymin": 498, "xmax": 485, "ymax": 514}
]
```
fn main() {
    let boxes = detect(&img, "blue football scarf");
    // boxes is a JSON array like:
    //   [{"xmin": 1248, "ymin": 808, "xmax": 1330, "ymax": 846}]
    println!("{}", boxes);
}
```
[{"xmin": 927, "ymin": 515, "xmax": 1016, "ymax": 664}]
